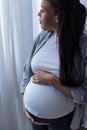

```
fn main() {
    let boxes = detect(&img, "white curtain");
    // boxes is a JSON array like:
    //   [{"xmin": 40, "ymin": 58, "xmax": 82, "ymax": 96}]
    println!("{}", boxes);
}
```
[
  {"xmin": 0, "ymin": 0, "xmax": 87, "ymax": 130},
  {"xmin": 32, "ymin": 0, "xmax": 41, "ymax": 38},
  {"xmin": 0, "ymin": 0, "xmax": 38, "ymax": 130}
]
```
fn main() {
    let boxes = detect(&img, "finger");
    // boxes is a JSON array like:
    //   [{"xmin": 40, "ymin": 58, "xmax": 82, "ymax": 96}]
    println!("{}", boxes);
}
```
[
  {"xmin": 33, "ymin": 73, "xmax": 38, "ymax": 77},
  {"xmin": 32, "ymin": 77, "xmax": 39, "ymax": 82},
  {"xmin": 33, "ymin": 75, "xmax": 38, "ymax": 78},
  {"xmin": 23, "ymin": 105, "xmax": 33, "ymax": 120},
  {"xmin": 32, "ymin": 80, "xmax": 39, "ymax": 84},
  {"xmin": 34, "ymin": 71, "xmax": 40, "ymax": 75},
  {"xmin": 32, "ymin": 75, "xmax": 40, "ymax": 82},
  {"xmin": 32, "ymin": 120, "xmax": 49, "ymax": 125},
  {"xmin": 25, "ymin": 111, "xmax": 34, "ymax": 121},
  {"xmin": 32, "ymin": 79, "xmax": 42, "ymax": 84}
]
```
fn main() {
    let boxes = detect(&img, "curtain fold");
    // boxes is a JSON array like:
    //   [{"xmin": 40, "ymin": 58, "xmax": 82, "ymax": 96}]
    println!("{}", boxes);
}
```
[
  {"xmin": 32, "ymin": 0, "xmax": 41, "ymax": 38},
  {"xmin": 0, "ymin": 0, "xmax": 33, "ymax": 130}
]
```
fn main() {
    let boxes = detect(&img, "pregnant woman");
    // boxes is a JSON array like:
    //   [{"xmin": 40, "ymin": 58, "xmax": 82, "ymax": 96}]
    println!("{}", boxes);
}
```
[{"xmin": 20, "ymin": 0, "xmax": 87, "ymax": 130}]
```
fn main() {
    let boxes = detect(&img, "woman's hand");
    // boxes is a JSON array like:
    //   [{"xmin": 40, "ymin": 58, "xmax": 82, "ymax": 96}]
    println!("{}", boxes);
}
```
[
  {"xmin": 22, "ymin": 95, "xmax": 49, "ymax": 125},
  {"xmin": 32, "ymin": 70, "xmax": 72, "ymax": 97},
  {"xmin": 32, "ymin": 70, "xmax": 54, "ymax": 85}
]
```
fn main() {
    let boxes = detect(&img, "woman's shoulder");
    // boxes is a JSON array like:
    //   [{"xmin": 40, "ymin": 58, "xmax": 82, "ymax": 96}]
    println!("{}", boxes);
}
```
[
  {"xmin": 33, "ymin": 29, "xmax": 53, "ymax": 47},
  {"xmin": 38, "ymin": 29, "xmax": 53, "ymax": 40}
]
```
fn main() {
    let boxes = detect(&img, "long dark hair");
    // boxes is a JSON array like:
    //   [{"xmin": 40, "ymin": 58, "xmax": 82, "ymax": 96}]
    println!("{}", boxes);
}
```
[{"xmin": 48, "ymin": 0, "xmax": 86, "ymax": 86}]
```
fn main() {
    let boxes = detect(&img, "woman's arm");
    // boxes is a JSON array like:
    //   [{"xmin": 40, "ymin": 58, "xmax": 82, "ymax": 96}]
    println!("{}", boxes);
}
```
[
  {"xmin": 32, "ymin": 71, "xmax": 72, "ymax": 97},
  {"xmin": 20, "ymin": 30, "xmax": 52, "ymax": 94},
  {"xmin": 32, "ymin": 69, "xmax": 87, "ymax": 104},
  {"xmin": 50, "ymin": 75, "xmax": 72, "ymax": 97},
  {"xmin": 51, "ymin": 75, "xmax": 87, "ymax": 103}
]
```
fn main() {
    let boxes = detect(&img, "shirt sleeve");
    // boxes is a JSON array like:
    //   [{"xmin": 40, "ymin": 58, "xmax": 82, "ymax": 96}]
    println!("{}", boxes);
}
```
[
  {"xmin": 20, "ymin": 30, "xmax": 47, "ymax": 93},
  {"xmin": 20, "ymin": 34, "xmax": 41, "ymax": 94},
  {"xmin": 71, "ymin": 35, "xmax": 87, "ymax": 104}
]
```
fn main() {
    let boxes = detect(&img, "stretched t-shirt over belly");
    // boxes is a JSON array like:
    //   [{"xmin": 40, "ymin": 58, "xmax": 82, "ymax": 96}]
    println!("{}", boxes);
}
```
[{"xmin": 24, "ymin": 33, "xmax": 75, "ymax": 119}]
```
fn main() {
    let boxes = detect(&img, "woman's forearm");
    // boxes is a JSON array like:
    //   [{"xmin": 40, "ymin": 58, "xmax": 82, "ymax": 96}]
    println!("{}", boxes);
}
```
[
  {"xmin": 32, "ymin": 70, "xmax": 72, "ymax": 97},
  {"xmin": 51, "ymin": 75, "xmax": 72, "ymax": 97}
]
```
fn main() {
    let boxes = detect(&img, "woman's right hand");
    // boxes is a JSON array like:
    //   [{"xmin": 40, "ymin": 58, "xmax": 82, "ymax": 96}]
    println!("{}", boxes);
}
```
[{"xmin": 22, "ymin": 94, "xmax": 49, "ymax": 125}]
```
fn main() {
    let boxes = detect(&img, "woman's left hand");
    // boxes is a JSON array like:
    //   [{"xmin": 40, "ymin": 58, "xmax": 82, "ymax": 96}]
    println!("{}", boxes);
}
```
[
  {"xmin": 32, "ymin": 70, "xmax": 54, "ymax": 85},
  {"xmin": 32, "ymin": 70, "xmax": 72, "ymax": 97}
]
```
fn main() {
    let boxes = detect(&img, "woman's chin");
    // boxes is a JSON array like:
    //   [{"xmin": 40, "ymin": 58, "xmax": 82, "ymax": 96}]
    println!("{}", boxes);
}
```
[
  {"xmin": 40, "ymin": 26, "xmax": 47, "ymax": 30},
  {"xmin": 40, "ymin": 25, "xmax": 44, "ymax": 29}
]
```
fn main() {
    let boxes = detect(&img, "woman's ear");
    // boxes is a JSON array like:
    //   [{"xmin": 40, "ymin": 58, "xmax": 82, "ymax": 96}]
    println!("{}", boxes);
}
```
[{"xmin": 55, "ymin": 15, "xmax": 58, "ymax": 23}]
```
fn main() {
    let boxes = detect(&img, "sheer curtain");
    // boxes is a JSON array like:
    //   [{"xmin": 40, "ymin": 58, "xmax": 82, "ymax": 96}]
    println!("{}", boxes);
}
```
[
  {"xmin": 32, "ymin": 0, "xmax": 41, "ymax": 39},
  {"xmin": 0, "ymin": 0, "xmax": 40, "ymax": 130},
  {"xmin": 0, "ymin": 0, "xmax": 87, "ymax": 130}
]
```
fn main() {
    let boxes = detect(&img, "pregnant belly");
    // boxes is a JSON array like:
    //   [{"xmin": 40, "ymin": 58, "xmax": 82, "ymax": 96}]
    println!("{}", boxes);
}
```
[{"xmin": 24, "ymin": 78, "xmax": 75, "ymax": 118}]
